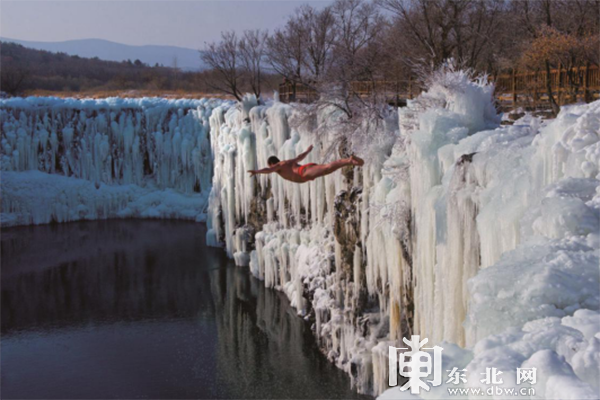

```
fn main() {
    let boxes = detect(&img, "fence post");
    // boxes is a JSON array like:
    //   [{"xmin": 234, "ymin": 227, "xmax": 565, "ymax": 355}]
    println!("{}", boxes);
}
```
[
  {"xmin": 533, "ymin": 71, "xmax": 539, "ymax": 107},
  {"xmin": 281, "ymin": 82, "xmax": 286, "ymax": 103},
  {"xmin": 511, "ymin": 69, "xmax": 517, "ymax": 108},
  {"xmin": 583, "ymin": 63, "xmax": 590, "ymax": 103},
  {"xmin": 408, "ymin": 77, "xmax": 413, "ymax": 100},
  {"xmin": 558, "ymin": 63, "xmax": 564, "ymax": 105}
]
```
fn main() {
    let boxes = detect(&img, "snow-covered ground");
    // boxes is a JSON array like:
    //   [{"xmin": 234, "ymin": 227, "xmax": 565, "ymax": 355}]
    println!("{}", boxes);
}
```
[
  {"xmin": 1, "ymin": 96, "xmax": 225, "ymax": 226},
  {"xmin": 206, "ymin": 70, "xmax": 599, "ymax": 398}
]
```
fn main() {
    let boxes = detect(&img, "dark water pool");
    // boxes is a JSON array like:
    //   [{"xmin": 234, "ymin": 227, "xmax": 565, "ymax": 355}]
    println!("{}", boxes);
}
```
[{"xmin": 1, "ymin": 220, "xmax": 367, "ymax": 399}]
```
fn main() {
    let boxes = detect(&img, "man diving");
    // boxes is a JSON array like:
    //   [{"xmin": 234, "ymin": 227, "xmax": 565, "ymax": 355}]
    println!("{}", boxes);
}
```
[{"xmin": 247, "ymin": 145, "xmax": 364, "ymax": 183}]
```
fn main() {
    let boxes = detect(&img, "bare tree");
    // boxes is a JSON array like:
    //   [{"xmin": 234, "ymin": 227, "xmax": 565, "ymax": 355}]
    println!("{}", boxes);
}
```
[
  {"xmin": 298, "ymin": 5, "xmax": 337, "ymax": 82},
  {"xmin": 332, "ymin": 0, "xmax": 385, "ymax": 78},
  {"xmin": 238, "ymin": 30, "xmax": 268, "ymax": 99},
  {"xmin": 265, "ymin": 4, "xmax": 338, "ymax": 101},
  {"xmin": 202, "ymin": 31, "xmax": 243, "ymax": 100},
  {"xmin": 266, "ymin": 13, "xmax": 308, "ymax": 100},
  {"xmin": 377, "ymin": 0, "xmax": 506, "ymax": 71},
  {"xmin": 323, "ymin": 0, "xmax": 386, "ymax": 118}
]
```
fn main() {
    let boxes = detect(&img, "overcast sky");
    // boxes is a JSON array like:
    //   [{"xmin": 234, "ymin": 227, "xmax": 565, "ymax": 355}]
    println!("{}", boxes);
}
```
[{"xmin": 1, "ymin": 0, "xmax": 331, "ymax": 49}]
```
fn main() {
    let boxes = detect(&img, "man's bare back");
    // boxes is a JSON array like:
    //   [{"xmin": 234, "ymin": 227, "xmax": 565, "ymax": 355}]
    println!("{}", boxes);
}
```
[{"xmin": 248, "ymin": 145, "xmax": 364, "ymax": 183}]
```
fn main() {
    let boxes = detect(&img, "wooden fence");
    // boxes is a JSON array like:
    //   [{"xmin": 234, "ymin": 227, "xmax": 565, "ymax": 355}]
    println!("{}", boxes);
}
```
[
  {"xmin": 492, "ymin": 64, "xmax": 599, "ymax": 109},
  {"xmin": 278, "ymin": 83, "xmax": 318, "ymax": 103},
  {"xmin": 278, "ymin": 64, "xmax": 600, "ymax": 110}
]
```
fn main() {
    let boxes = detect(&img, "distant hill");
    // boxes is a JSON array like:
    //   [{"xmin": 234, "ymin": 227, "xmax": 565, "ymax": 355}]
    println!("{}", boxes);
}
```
[
  {"xmin": 1, "ymin": 37, "xmax": 205, "ymax": 71},
  {"xmin": 0, "ymin": 41, "xmax": 215, "ymax": 95}
]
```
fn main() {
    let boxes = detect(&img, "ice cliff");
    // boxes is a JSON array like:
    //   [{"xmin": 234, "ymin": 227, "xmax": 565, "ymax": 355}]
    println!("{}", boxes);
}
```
[
  {"xmin": 206, "ymin": 70, "xmax": 600, "ymax": 397},
  {"xmin": 1, "ymin": 97, "xmax": 225, "ymax": 226}
]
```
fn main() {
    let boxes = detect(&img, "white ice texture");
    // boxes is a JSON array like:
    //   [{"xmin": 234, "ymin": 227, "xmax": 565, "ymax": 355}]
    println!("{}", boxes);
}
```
[
  {"xmin": 207, "ymin": 75, "xmax": 599, "ymax": 397},
  {"xmin": 1, "ymin": 96, "xmax": 226, "ymax": 225}
]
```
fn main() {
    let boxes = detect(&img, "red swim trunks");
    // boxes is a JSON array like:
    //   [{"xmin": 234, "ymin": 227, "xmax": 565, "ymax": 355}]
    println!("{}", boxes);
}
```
[{"xmin": 298, "ymin": 163, "xmax": 317, "ymax": 177}]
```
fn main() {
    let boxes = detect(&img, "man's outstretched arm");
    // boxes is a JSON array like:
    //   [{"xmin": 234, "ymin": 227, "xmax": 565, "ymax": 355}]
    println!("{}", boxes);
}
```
[
  {"xmin": 248, "ymin": 164, "xmax": 281, "ymax": 177},
  {"xmin": 293, "ymin": 145, "xmax": 314, "ymax": 163}
]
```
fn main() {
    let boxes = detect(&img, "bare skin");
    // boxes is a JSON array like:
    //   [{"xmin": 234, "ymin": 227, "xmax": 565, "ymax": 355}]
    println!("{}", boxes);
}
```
[{"xmin": 248, "ymin": 145, "xmax": 364, "ymax": 183}]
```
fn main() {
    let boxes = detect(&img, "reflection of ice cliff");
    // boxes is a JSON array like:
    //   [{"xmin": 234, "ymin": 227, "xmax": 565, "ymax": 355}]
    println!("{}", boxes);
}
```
[
  {"xmin": 212, "ymin": 263, "xmax": 366, "ymax": 399},
  {"xmin": 1, "ymin": 220, "xmax": 362, "ymax": 399},
  {"xmin": 207, "ymin": 69, "xmax": 600, "ymax": 397}
]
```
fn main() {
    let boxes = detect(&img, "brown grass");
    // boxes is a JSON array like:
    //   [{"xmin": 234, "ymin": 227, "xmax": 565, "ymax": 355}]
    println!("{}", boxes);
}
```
[{"xmin": 22, "ymin": 89, "xmax": 236, "ymax": 100}]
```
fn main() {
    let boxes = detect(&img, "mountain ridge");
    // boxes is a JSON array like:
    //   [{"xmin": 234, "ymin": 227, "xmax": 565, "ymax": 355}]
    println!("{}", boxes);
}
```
[{"xmin": 1, "ymin": 37, "xmax": 205, "ymax": 71}]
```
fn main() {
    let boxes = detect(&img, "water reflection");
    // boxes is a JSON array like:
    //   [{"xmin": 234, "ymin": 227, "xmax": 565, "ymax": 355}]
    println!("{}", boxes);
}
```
[{"xmin": 1, "ymin": 220, "xmax": 367, "ymax": 399}]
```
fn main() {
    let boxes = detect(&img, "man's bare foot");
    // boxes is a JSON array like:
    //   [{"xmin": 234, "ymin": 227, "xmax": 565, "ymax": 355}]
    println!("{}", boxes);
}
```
[{"xmin": 350, "ymin": 155, "xmax": 364, "ymax": 166}]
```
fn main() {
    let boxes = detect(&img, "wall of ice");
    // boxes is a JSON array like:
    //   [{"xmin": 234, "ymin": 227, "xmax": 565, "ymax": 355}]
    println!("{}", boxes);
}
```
[
  {"xmin": 1, "ymin": 97, "xmax": 225, "ymax": 226},
  {"xmin": 207, "ymin": 72, "xmax": 600, "ymax": 397}
]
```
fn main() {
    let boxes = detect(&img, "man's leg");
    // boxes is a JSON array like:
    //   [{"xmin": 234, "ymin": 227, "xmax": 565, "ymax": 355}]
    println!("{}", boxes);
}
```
[{"xmin": 302, "ymin": 157, "xmax": 360, "ymax": 180}]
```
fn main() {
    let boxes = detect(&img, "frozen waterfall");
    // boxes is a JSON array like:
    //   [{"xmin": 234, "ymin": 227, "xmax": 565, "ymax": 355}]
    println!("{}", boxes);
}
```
[
  {"xmin": 207, "ymin": 73, "xmax": 599, "ymax": 397},
  {"xmin": 1, "ymin": 97, "xmax": 225, "ymax": 226}
]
